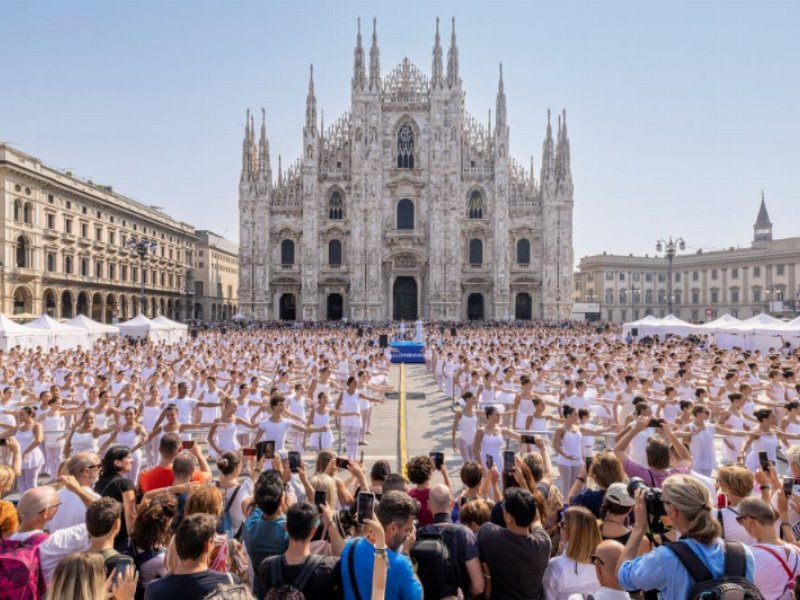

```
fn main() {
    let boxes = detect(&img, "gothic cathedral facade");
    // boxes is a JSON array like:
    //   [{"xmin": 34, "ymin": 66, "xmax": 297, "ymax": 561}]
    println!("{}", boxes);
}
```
[{"xmin": 238, "ymin": 19, "xmax": 574, "ymax": 321}]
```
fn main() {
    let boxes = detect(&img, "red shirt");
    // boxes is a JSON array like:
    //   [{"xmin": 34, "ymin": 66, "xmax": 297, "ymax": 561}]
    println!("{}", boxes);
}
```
[
  {"xmin": 409, "ymin": 487, "xmax": 432, "ymax": 526},
  {"xmin": 138, "ymin": 466, "xmax": 207, "ymax": 493}
]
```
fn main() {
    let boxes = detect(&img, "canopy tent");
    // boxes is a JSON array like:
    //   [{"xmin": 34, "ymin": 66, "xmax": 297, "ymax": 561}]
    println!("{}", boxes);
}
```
[
  {"xmin": 152, "ymin": 315, "xmax": 188, "ymax": 343},
  {"xmin": 26, "ymin": 314, "xmax": 91, "ymax": 350},
  {"xmin": 0, "ymin": 314, "xmax": 51, "ymax": 351},
  {"xmin": 66, "ymin": 314, "xmax": 120, "ymax": 343},
  {"xmin": 712, "ymin": 313, "xmax": 789, "ymax": 351},
  {"xmin": 231, "ymin": 313, "xmax": 248, "ymax": 321},
  {"xmin": 655, "ymin": 314, "xmax": 700, "ymax": 336},
  {"xmin": 621, "ymin": 315, "xmax": 662, "ymax": 337},
  {"xmin": 697, "ymin": 314, "xmax": 741, "ymax": 331},
  {"xmin": 116, "ymin": 314, "xmax": 172, "ymax": 343}
]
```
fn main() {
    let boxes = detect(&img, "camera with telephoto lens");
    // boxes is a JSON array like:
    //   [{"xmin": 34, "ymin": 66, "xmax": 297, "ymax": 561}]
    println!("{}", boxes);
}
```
[{"xmin": 627, "ymin": 477, "xmax": 667, "ymax": 533}]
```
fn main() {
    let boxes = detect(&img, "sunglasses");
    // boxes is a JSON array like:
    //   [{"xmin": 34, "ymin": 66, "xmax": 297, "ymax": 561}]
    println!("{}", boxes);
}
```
[
  {"xmin": 735, "ymin": 515, "xmax": 752, "ymax": 524},
  {"xmin": 590, "ymin": 555, "xmax": 604, "ymax": 566}
]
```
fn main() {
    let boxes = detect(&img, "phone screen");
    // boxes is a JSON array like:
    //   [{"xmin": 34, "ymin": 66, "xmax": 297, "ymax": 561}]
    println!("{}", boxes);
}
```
[
  {"xmin": 759, "ymin": 451, "xmax": 770, "ymax": 469},
  {"xmin": 242, "ymin": 448, "xmax": 256, "ymax": 457},
  {"xmin": 335, "ymin": 457, "xmax": 350, "ymax": 470},
  {"xmin": 429, "ymin": 451, "xmax": 444, "ymax": 470},
  {"xmin": 585, "ymin": 456, "xmax": 593, "ymax": 471},
  {"xmin": 0, "ymin": 438, "xmax": 7, "ymax": 447},
  {"xmin": 357, "ymin": 492, "xmax": 376, "ymax": 524},
  {"xmin": 521, "ymin": 434, "xmax": 537, "ymax": 445},
  {"xmin": 181, "ymin": 440, "xmax": 195, "ymax": 450},
  {"xmin": 288, "ymin": 451, "xmax": 301, "ymax": 473},
  {"xmin": 314, "ymin": 490, "xmax": 327, "ymax": 507},
  {"xmin": 647, "ymin": 419, "xmax": 663, "ymax": 428},
  {"xmin": 784, "ymin": 477, "xmax": 794, "ymax": 497},
  {"xmin": 503, "ymin": 451, "xmax": 515, "ymax": 473},
  {"xmin": 485, "ymin": 455, "xmax": 494, "ymax": 469},
  {"xmin": 114, "ymin": 557, "xmax": 134, "ymax": 586}
]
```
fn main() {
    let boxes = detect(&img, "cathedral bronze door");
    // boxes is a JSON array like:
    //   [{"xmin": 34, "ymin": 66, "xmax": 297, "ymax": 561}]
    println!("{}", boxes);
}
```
[
  {"xmin": 515, "ymin": 293, "xmax": 532, "ymax": 320},
  {"xmin": 393, "ymin": 277, "xmax": 418, "ymax": 321},
  {"xmin": 279, "ymin": 293, "xmax": 296, "ymax": 321},
  {"xmin": 327, "ymin": 293, "xmax": 343, "ymax": 320},
  {"xmin": 467, "ymin": 293, "xmax": 484, "ymax": 320}
]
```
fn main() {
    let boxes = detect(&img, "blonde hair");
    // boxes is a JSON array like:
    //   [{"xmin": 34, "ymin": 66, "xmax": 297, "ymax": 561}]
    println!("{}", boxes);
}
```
[
  {"xmin": 563, "ymin": 506, "xmax": 601, "ymax": 563},
  {"xmin": 46, "ymin": 552, "xmax": 107, "ymax": 600},
  {"xmin": 589, "ymin": 451, "xmax": 625, "ymax": 489},
  {"xmin": 185, "ymin": 485, "xmax": 223, "ymax": 518},
  {"xmin": 0, "ymin": 466, "xmax": 15, "ymax": 494},
  {"xmin": 309, "ymin": 474, "xmax": 337, "ymax": 510},
  {"xmin": 662, "ymin": 474, "xmax": 721, "ymax": 544},
  {"xmin": 717, "ymin": 465, "xmax": 754, "ymax": 500}
]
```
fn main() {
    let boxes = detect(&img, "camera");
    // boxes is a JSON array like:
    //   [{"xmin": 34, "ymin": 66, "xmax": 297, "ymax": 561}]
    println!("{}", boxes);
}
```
[{"xmin": 627, "ymin": 477, "xmax": 666, "ymax": 532}]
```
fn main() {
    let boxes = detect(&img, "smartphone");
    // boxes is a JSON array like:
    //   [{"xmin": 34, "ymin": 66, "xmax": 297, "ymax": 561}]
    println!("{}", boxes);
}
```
[
  {"xmin": 359, "ymin": 450, "xmax": 365, "ymax": 464},
  {"xmin": 429, "ymin": 451, "xmax": 444, "ymax": 470},
  {"xmin": 647, "ymin": 418, "xmax": 663, "ymax": 428},
  {"xmin": 0, "ymin": 438, "xmax": 7, "ymax": 447},
  {"xmin": 759, "ymin": 451, "xmax": 770, "ymax": 471},
  {"xmin": 521, "ymin": 434, "xmax": 537, "ymax": 445},
  {"xmin": 585, "ymin": 456, "xmax": 593, "ymax": 471},
  {"xmin": 503, "ymin": 450, "xmax": 515, "ymax": 473},
  {"xmin": 181, "ymin": 440, "xmax": 195, "ymax": 450},
  {"xmin": 784, "ymin": 477, "xmax": 794, "ymax": 497},
  {"xmin": 314, "ymin": 490, "xmax": 327, "ymax": 507},
  {"xmin": 485, "ymin": 455, "xmax": 494, "ymax": 469},
  {"xmin": 242, "ymin": 447, "xmax": 256, "ymax": 457},
  {"xmin": 113, "ymin": 556, "xmax": 134, "ymax": 586},
  {"xmin": 288, "ymin": 451, "xmax": 301, "ymax": 473},
  {"xmin": 335, "ymin": 457, "xmax": 350, "ymax": 470},
  {"xmin": 357, "ymin": 492, "xmax": 376, "ymax": 525}
]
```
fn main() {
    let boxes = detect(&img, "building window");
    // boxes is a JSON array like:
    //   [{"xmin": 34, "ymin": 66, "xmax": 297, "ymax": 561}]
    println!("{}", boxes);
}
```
[
  {"xmin": 658, "ymin": 273, "xmax": 665, "ymax": 282},
  {"xmin": 47, "ymin": 213, "xmax": 56, "ymax": 229},
  {"xmin": 227, "ymin": 285, "xmax": 233, "ymax": 299},
  {"xmin": 752, "ymin": 288, "xmax": 761, "ymax": 302},
  {"xmin": 328, "ymin": 190, "xmax": 344, "ymax": 220},
  {"xmin": 12, "ymin": 199, "xmax": 21, "ymax": 222},
  {"xmin": 710, "ymin": 289, "xmax": 719, "ymax": 304},
  {"xmin": 95, "ymin": 261, "xmax": 103, "ymax": 279},
  {"xmin": 328, "ymin": 239, "xmax": 342, "ymax": 266},
  {"xmin": 731, "ymin": 310, "xmax": 738, "ymax": 318},
  {"xmin": 64, "ymin": 218, "xmax": 73, "ymax": 234},
  {"xmin": 619, "ymin": 272, "xmax": 625, "ymax": 281},
  {"xmin": 633, "ymin": 272, "xmax": 640, "ymax": 282},
  {"xmin": 23, "ymin": 202, "xmax": 32, "ymax": 224},
  {"xmin": 692, "ymin": 271, "xmax": 699, "ymax": 281},
  {"xmin": 691, "ymin": 310, "xmax": 699, "ymax": 321},
  {"xmin": 468, "ymin": 239, "xmax": 484, "ymax": 266},
  {"xmin": 621, "ymin": 309, "xmax": 627, "ymax": 321},
  {"xmin": 80, "ymin": 223, "xmax": 88, "ymax": 238},
  {"xmin": 396, "ymin": 199, "xmax": 414, "ymax": 230},
  {"xmin": 81, "ymin": 258, "xmax": 89, "ymax": 276},
  {"xmin": 161, "ymin": 272, "xmax": 166, "ymax": 286},
  {"xmin": 281, "ymin": 239, "xmax": 295, "ymax": 265},
  {"xmin": 95, "ymin": 227, "xmax": 103, "ymax": 241},
  {"xmin": 15, "ymin": 236, "xmax": 29, "ymax": 268},
  {"xmin": 109, "ymin": 263, "xmax": 116, "ymax": 280},
  {"xmin": 658, "ymin": 290, "xmax": 667, "ymax": 304},
  {"xmin": 645, "ymin": 290, "xmax": 654, "ymax": 304},
  {"xmin": 516, "ymin": 239, "xmax": 530, "ymax": 264},
  {"xmin": 468, "ymin": 190, "xmax": 483, "ymax": 219},
  {"xmin": 605, "ymin": 271, "xmax": 613, "ymax": 281},
  {"xmin": 753, "ymin": 266, "xmax": 761, "ymax": 277},
  {"xmin": 109, "ymin": 231, "xmax": 116, "ymax": 245},
  {"xmin": 121, "ymin": 265, "xmax": 128, "ymax": 281},
  {"xmin": 731, "ymin": 268, "xmax": 738, "ymax": 279},
  {"xmin": 64, "ymin": 256, "xmax": 73, "ymax": 274},
  {"xmin": 730, "ymin": 288, "xmax": 739, "ymax": 303},
  {"xmin": 777, "ymin": 264, "xmax": 785, "ymax": 276},
  {"xmin": 217, "ymin": 283, "xmax": 223, "ymax": 298},
  {"xmin": 607, "ymin": 309, "xmax": 614, "ymax": 321},
  {"xmin": 645, "ymin": 273, "xmax": 653, "ymax": 282},
  {"xmin": 396, "ymin": 123, "xmax": 415, "ymax": 169},
  {"xmin": 605, "ymin": 290, "xmax": 613, "ymax": 304},
  {"xmin": 692, "ymin": 290, "xmax": 700, "ymax": 304},
  {"xmin": 711, "ymin": 269, "xmax": 718, "ymax": 280},
  {"xmin": 46, "ymin": 253, "xmax": 56, "ymax": 272},
  {"xmin": 619, "ymin": 290, "xmax": 627, "ymax": 304},
  {"xmin": 675, "ymin": 272, "xmax": 681, "ymax": 283}
]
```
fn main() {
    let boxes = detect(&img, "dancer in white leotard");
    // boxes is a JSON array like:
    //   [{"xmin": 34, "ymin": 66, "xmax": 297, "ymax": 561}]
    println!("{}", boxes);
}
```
[
  {"xmin": 451, "ymin": 391, "xmax": 480, "ymax": 463},
  {"xmin": 105, "ymin": 406, "xmax": 148, "ymax": 482},
  {"xmin": 472, "ymin": 406, "xmax": 523, "ymax": 477},
  {"xmin": 335, "ymin": 378, "xmax": 364, "ymax": 460},
  {"xmin": 552, "ymin": 405, "xmax": 586, "ymax": 497},
  {"xmin": 64, "ymin": 410, "xmax": 116, "ymax": 459},
  {"xmin": 0, "ymin": 407, "xmax": 44, "ymax": 492},
  {"xmin": 306, "ymin": 392, "xmax": 334, "ymax": 451},
  {"xmin": 38, "ymin": 393, "xmax": 84, "ymax": 478},
  {"xmin": 253, "ymin": 395, "xmax": 328, "ymax": 457},
  {"xmin": 206, "ymin": 398, "xmax": 259, "ymax": 457}
]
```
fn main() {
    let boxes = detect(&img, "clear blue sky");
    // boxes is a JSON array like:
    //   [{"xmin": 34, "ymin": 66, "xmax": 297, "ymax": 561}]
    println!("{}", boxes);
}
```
[{"xmin": 2, "ymin": 1, "xmax": 798, "ymax": 264}]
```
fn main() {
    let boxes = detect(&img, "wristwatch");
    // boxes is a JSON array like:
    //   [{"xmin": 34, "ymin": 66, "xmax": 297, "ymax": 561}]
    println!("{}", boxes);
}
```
[{"xmin": 374, "ymin": 546, "xmax": 388, "ymax": 559}]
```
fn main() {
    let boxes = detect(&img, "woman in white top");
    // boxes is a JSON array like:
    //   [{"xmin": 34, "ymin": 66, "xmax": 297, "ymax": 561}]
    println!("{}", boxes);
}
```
[
  {"xmin": 39, "ymin": 393, "xmax": 85, "ymax": 478},
  {"xmin": 141, "ymin": 386, "xmax": 165, "ymax": 468},
  {"xmin": 206, "ymin": 397, "xmax": 259, "ymax": 458},
  {"xmin": 334, "ymin": 377, "xmax": 367, "ymax": 460},
  {"xmin": 718, "ymin": 393, "xmax": 750, "ymax": 465},
  {"xmin": 680, "ymin": 405, "xmax": 747, "ymax": 477},
  {"xmin": 781, "ymin": 401, "xmax": 800, "ymax": 452},
  {"xmin": 542, "ymin": 506, "xmax": 601, "ymax": 600},
  {"xmin": 472, "ymin": 406, "xmax": 523, "ymax": 477},
  {"xmin": 253, "ymin": 394, "xmax": 328, "ymax": 457},
  {"xmin": 64, "ymin": 409, "xmax": 116, "ymax": 458},
  {"xmin": 0, "ymin": 407, "xmax": 44, "ymax": 492},
  {"xmin": 513, "ymin": 377, "xmax": 537, "ymax": 430},
  {"xmin": 552, "ymin": 405, "xmax": 590, "ymax": 497},
  {"xmin": 104, "ymin": 406, "xmax": 148, "ymax": 482},
  {"xmin": 306, "ymin": 392, "xmax": 334, "ymax": 451},
  {"xmin": 740, "ymin": 408, "xmax": 800, "ymax": 471},
  {"xmin": 451, "ymin": 391, "xmax": 480, "ymax": 462}
]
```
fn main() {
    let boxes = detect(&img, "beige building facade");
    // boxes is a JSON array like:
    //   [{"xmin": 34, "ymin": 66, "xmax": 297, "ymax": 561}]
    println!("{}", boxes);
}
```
[
  {"xmin": 574, "ymin": 198, "xmax": 800, "ymax": 324},
  {"xmin": 0, "ymin": 144, "xmax": 195, "ymax": 322},
  {"xmin": 192, "ymin": 230, "xmax": 239, "ymax": 321}
]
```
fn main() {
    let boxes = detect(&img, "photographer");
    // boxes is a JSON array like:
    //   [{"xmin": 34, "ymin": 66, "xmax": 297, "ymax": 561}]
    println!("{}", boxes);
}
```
[
  {"xmin": 613, "ymin": 417, "xmax": 691, "ymax": 488},
  {"xmin": 617, "ymin": 474, "xmax": 755, "ymax": 600}
]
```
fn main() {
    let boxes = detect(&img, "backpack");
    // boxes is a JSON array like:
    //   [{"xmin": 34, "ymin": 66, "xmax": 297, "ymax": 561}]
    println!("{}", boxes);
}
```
[
  {"xmin": 668, "ymin": 540, "xmax": 764, "ymax": 600},
  {"xmin": 409, "ymin": 525, "xmax": 460, "ymax": 600},
  {"xmin": 0, "ymin": 532, "xmax": 48, "ymax": 600},
  {"xmin": 216, "ymin": 483, "xmax": 242, "ymax": 537},
  {"xmin": 263, "ymin": 554, "xmax": 324, "ymax": 600}
]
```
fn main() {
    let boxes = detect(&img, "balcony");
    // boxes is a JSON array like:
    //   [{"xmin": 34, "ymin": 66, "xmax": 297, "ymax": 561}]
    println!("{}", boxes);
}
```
[
  {"xmin": 10, "ymin": 267, "xmax": 37, "ymax": 282},
  {"xmin": 43, "ymin": 228, "xmax": 59, "ymax": 240},
  {"xmin": 385, "ymin": 229, "xmax": 424, "ymax": 246},
  {"xmin": 92, "ymin": 240, "xmax": 105, "ymax": 251},
  {"xmin": 106, "ymin": 244, "xmax": 118, "ymax": 254},
  {"xmin": 78, "ymin": 237, "xmax": 91, "ymax": 247},
  {"xmin": 61, "ymin": 232, "xmax": 76, "ymax": 243}
]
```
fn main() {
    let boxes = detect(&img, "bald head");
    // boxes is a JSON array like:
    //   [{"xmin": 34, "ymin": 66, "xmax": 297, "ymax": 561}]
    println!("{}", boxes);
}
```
[
  {"xmin": 593, "ymin": 539, "xmax": 625, "ymax": 589},
  {"xmin": 428, "ymin": 484, "xmax": 453, "ymax": 514},
  {"xmin": 17, "ymin": 486, "xmax": 58, "ymax": 523}
]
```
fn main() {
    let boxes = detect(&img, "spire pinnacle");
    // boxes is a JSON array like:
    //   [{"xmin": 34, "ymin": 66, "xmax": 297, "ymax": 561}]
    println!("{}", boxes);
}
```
[
  {"xmin": 446, "ymin": 16, "xmax": 460, "ymax": 88},
  {"xmin": 352, "ymin": 17, "xmax": 366, "ymax": 90},
  {"xmin": 541, "ymin": 110, "xmax": 555, "ymax": 183},
  {"xmin": 305, "ymin": 64, "xmax": 317, "ymax": 136},
  {"xmin": 431, "ymin": 17, "xmax": 444, "ymax": 89},
  {"xmin": 369, "ymin": 17, "xmax": 381, "ymax": 91},
  {"xmin": 754, "ymin": 190, "xmax": 773, "ymax": 243},
  {"xmin": 241, "ymin": 109, "xmax": 253, "ymax": 177},
  {"xmin": 495, "ymin": 62, "xmax": 507, "ymax": 133},
  {"xmin": 258, "ymin": 107, "xmax": 271, "ymax": 181}
]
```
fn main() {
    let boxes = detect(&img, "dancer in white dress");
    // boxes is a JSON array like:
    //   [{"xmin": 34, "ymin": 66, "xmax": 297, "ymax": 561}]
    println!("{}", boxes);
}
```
[
  {"xmin": 451, "ymin": 391, "xmax": 480, "ymax": 462},
  {"xmin": 0, "ymin": 407, "xmax": 44, "ymax": 492},
  {"xmin": 718, "ymin": 393, "xmax": 750, "ymax": 464},
  {"xmin": 38, "ymin": 393, "xmax": 84, "ymax": 478},
  {"xmin": 206, "ymin": 397, "xmax": 259, "ymax": 458},
  {"xmin": 306, "ymin": 392, "xmax": 334, "ymax": 451},
  {"xmin": 472, "ymin": 406, "xmax": 523, "ymax": 475},
  {"xmin": 253, "ymin": 395, "xmax": 328, "ymax": 457},
  {"xmin": 335, "ymin": 378, "xmax": 365, "ymax": 460},
  {"xmin": 105, "ymin": 406, "xmax": 148, "ymax": 483}
]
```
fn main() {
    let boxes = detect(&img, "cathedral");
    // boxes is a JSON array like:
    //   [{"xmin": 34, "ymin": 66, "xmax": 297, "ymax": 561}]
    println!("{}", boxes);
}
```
[{"xmin": 238, "ymin": 18, "xmax": 574, "ymax": 322}]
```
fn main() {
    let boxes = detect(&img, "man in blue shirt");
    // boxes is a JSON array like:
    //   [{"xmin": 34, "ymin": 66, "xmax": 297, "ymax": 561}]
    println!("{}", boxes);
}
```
[
  {"xmin": 340, "ymin": 490, "xmax": 422, "ymax": 600},
  {"xmin": 617, "ymin": 474, "xmax": 755, "ymax": 600}
]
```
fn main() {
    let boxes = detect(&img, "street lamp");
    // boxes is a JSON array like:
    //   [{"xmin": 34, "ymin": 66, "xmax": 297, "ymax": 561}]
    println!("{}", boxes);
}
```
[
  {"xmin": 656, "ymin": 237, "xmax": 686, "ymax": 315},
  {"xmin": 127, "ymin": 237, "xmax": 157, "ymax": 316}
]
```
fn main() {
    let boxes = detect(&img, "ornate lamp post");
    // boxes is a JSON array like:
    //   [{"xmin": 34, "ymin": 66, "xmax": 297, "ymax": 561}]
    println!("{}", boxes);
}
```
[
  {"xmin": 656, "ymin": 237, "xmax": 685, "ymax": 315},
  {"xmin": 127, "ymin": 237, "xmax": 157, "ymax": 316}
]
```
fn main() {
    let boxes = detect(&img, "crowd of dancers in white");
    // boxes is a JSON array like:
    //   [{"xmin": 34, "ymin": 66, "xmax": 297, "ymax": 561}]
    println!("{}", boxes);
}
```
[
  {"xmin": 0, "ymin": 322, "xmax": 799, "ymax": 499},
  {"xmin": 434, "ymin": 324, "xmax": 800, "ymax": 496},
  {"xmin": 0, "ymin": 327, "xmax": 395, "ymax": 495}
]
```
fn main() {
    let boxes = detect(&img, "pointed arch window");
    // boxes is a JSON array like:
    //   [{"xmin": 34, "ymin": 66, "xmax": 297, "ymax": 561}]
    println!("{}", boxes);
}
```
[
  {"xmin": 281, "ymin": 239, "xmax": 295, "ymax": 266},
  {"xmin": 397, "ymin": 199, "xmax": 414, "ymax": 230},
  {"xmin": 328, "ymin": 239, "xmax": 342, "ymax": 266},
  {"xmin": 328, "ymin": 190, "xmax": 344, "ymax": 220},
  {"xmin": 469, "ymin": 239, "xmax": 483, "ymax": 265},
  {"xmin": 397, "ymin": 123, "xmax": 415, "ymax": 169},
  {"xmin": 468, "ymin": 190, "xmax": 483, "ymax": 219}
]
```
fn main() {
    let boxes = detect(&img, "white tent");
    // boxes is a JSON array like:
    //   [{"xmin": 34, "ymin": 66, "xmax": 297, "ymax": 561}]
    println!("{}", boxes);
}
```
[
  {"xmin": 0, "ymin": 314, "xmax": 51, "ymax": 351},
  {"xmin": 714, "ymin": 313, "xmax": 787, "ymax": 351},
  {"xmin": 656, "ymin": 314, "xmax": 700, "ymax": 336},
  {"xmin": 697, "ymin": 314, "xmax": 741, "ymax": 331},
  {"xmin": 116, "ymin": 314, "xmax": 172, "ymax": 343},
  {"xmin": 231, "ymin": 313, "xmax": 248, "ymax": 321},
  {"xmin": 66, "ymin": 314, "xmax": 120, "ymax": 343},
  {"xmin": 152, "ymin": 315, "xmax": 188, "ymax": 343},
  {"xmin": 26, "ymin": 314, "xmax": 92, "ymax": 350},
  {"xmin": 622, "ymin": 315, "xmax": 661, "ymax": 337}
]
